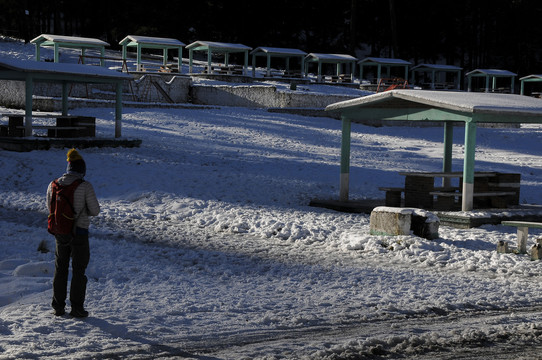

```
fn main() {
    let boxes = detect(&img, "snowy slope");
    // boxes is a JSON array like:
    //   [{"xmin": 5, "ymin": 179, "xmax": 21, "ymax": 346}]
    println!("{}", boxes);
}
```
[{"xmin": 2, "ymin": 39, "xmax": 542, "ymax": 359}]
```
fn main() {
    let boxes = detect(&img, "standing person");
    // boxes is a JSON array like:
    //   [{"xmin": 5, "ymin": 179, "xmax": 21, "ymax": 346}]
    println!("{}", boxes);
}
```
[{"xmin": 46, "ymin": 148, "xmax": 100, "ymax": 317}]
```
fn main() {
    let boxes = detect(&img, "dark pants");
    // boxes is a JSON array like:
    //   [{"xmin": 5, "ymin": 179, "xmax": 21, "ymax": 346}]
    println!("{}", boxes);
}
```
[{"xmin": 52, "ymin": 228, "xmax": 90, "ymax": 311}]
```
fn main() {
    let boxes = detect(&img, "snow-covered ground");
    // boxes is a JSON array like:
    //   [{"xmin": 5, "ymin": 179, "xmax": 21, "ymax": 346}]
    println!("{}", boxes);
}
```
[{"xmin": 3, "ymin": 38, "xmax": 542, "ymax": 359}]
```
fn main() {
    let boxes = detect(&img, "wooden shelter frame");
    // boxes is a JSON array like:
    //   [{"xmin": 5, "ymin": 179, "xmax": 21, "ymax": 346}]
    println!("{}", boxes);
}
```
[
  {"xmin": 250, "ymin": 47, "xmax": 307, "ymax": 77},
  {"xmin": 31, "ymin": 34, "xmax": 109, "ymax": 66},
  {"xmin": 0, "ymin": 58, "xmax": 130, "ymax": 138},
  {"xmin": 411, "ymin": 64, "xmax": 462, "ymax": 90},
  {"xmin": 186, "ymin": 41, "xmax": 252, "ymax": 75},
  {"xmin": 520, "ymin": 74, "xmax": 542, "ymax": 95},
  {"xmin": 119, "ymin": 35, "xmax": 185, "ymax": 73},
  {"xmin": 467, "ymin": 69, "xmax": 517, "ymax": 93},
  {"xmin": 358, "ymin": 57, "xmax": 411, "ymax": 83},
  {"xmin": 304, "ymin": 53, "xmax": 358, "ymax": 82},
  {"xmin": 325, "ymin": 89, "xmax": 542, "ymax": 211}
]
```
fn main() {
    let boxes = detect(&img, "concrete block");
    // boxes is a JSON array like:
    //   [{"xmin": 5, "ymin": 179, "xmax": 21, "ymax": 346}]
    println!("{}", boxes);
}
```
[
  {"xmin": 370, "ymin": 207, "xmax": 411, "ymax": 236},
  {"xmin": 370, "ymin": 207, "xmax": 440, "ymax": 240},
  {"xmin": 497, "ymin": 240, "xmax": 510, "ymax": 254}
]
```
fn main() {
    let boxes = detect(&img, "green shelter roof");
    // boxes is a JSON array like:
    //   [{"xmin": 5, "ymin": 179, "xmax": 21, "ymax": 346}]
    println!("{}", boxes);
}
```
[
  {"xmin": 250, "ymin": 47, "xmax": 306, "ymax": 57},
  {"xmin": 326, "ymin": 89, "xmax": 542, "ymax": 123},
  {"xmin": 305, "ymin": 53, "xmax": 357, "ymax": 63},
  {"xmin": 186, "ymin": 41, "xmax": 251, "ymax": 52},
  {"xmin": 119, "ymin": 35, "xmax": 185, "ymax": 48},
  {"xmin": 0, "ymin": 57, "xmax": 130, "ymax": 82},
  {"xmin": 358, "ymin": 57, "xmax": 411, "ymax": 65},
  {"xmin": 30, "ymin": 34, "xmax": 109, "ymax": 49},
  {"xmin": 411, "ymin": 63, "xmax": 462, "ymax": 71},
  {"xmin": 466, "ymin": 69, "xmax": 517, "ymax": 77}
]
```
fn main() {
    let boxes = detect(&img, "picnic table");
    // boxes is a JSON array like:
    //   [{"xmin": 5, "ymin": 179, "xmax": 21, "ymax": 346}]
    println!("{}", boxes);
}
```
[
  {"xmin": 1, "ymin": 114, "xmax": 96, "ymax": 138},
  {"xmin": 379, "ymin": 171, "xmax": 520, "ymax": 210}
]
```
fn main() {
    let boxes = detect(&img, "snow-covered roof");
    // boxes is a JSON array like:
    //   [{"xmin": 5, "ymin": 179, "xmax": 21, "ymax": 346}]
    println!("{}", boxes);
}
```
[
  {"xmin": 305, "ymin": 53, "xmax": 358, "ymax": 62},
  {"xmin": 0, "ymin": 58, "xmax": 131, "ymax": 81},
  {"xmin": 186, "ymin": 41, "xmax": 252, "ymax": 52},
  {"xmin": 358, "ymin": 57, "xmax": 411, "ymax": 65},
  {"xmin": 520, "ymin": 74, "xmax": 542, "ymax": 81},
  {"xmin": 30, "ymin": 34, "xmax": 109, "ymax": 47},
  {"xmin": 326, "ymin": 89, "xmax": 542, "ymax": 121},
  {"xmin": 411, "ymin": 63, "xmax": 462, "ymax": 71},
  {"xmin": 119, "ymin": 35, "xmax": 185, "ymax": 48},
  {"xmin": 466, "ymin": 69, "xmax": 517, "ymax": 77},
  {"xmin": 250, "ymin": 47, "xmax": 307, "ymax": 56}
]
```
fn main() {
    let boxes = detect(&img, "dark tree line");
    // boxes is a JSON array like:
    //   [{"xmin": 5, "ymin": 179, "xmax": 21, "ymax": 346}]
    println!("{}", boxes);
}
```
[{"xmin": 1, "ymin": 0, "xmax": 542, "ymax": 75}]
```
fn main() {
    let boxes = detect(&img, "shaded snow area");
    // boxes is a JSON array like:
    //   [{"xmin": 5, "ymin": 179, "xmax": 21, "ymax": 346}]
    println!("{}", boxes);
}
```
[
  {"xmin": 3, "ymin": 105, "xmax": 542, "ymax": 359},
  {"xmin": 3, "ymin": 38, "xmax": 542, "ymax": 359}
]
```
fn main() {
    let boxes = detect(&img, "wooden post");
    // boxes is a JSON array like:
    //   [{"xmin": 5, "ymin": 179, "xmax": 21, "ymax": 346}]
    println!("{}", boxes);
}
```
[{"xmin": 462, "ymin": 121, "xmax": 477, "ymax": 211}]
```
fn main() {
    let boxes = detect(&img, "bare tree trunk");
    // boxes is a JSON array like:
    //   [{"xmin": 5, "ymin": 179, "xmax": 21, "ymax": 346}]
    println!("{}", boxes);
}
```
[{"xmin": 388, "ymin": 0, "xmax": 398, "ymax": 58}]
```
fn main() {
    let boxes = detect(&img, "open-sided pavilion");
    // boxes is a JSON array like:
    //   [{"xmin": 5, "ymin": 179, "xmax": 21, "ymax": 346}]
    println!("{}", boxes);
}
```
[
  {"xmin": 250, "ymin": 47, "xmax": 307, "ymax": 77},
  {"xmin": 520, "ymin": 74, "xmax": 542, "ymax": 95},
  {"xmin": 304, "ymin": 53, "xmax": 357, "ymax": 82},
  {"xmin": 186, "ymin": 41, "xmax": 252, "ymax": 75},
  {"xmin": 411, "ymin": 63, "xmax": 462, "ymax": 90},
  {"xmin": 119, "ymin": 35, "xmax": 185, "ymax": 73},
  {"xmin": 358, "ymin": 57, "xmax": 411, "ymax": 83},
  {"xmin": 466, "ymin": 69, "xmax": 517, "ymax": 93},
  {"xmin": 31, "ymin": 34, "xmax": 110, "ymax": 66},
  {"xmin": 325, "ymin": 89, "xmax": 542, "ymax": 211},
  {"xmin": 0, "ymin": 58, "xmax": 131, "ymax": 138}
]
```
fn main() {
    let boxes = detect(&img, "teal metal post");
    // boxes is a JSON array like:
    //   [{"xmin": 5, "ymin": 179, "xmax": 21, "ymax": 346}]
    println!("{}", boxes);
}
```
[
  {"xmin": 61, "ymin": 82, "xmax": 69, "ymax": 116},
  {"xmin": 100, "ymin": 47, "xmax": 105, "ymax": 66},
  {"xmin": 267, "ymin": 54, "xmax": 271, "ymax": 76},
  {"xmin": 318, "ymin": 61, "xmax": 322, "ymax": 82},
  {"xmin": 462, "ymin": 120, "xmax": 477, "ymax": 211},
  {"xmin": 137, "ymin": 44, "xmax": 142, "ymax": 71},
  {"xmin": 81, "ymin": 49, "xmax": 86, "ymax": 64},
  {"xmin": 24, "ymin": 75, "xmax": 33, "ymax": 137},
  {"xmin": 189, "ymin": 50, "xmax": 194, "ymax": 73},
  {"xmin": 207, "ymin": 50, "xmax": 212, "ymax": 73},
  {"xmin": 404, "ymin": 66, "xmax": 409, "ymax": 81},
  {"xmin": 182, "ymin": 46, "xmax": 183, "ymax": 74},
  {"xmin": 163, "ymin": 49, "xmax": 168, "ymax": 66},
  {"xmin": 54, "ymin": 43, "xmax": 60, "ymax": 63},
  {"xmin": 521, "ymin": 80, "xmax": 525, "ymax": 95},
  {"xmin": 244, "ymin": 50, "xmax": 249, "ymax": 75},
  {"xmin": 35, "ymin": 44, "xmax": 41, "ymax": 61},
  {"xmin": 485, "ymin": 75, "xmax": 490, "ymax": 92},
  {"xmin": 442, "ymin": 121, "xmax": 454, "ymax": 187},
  {"xmin": 115, "ymin": 82, "xmax": 123, "ymax": 138},
  {"xmin": 340, "ymin": 116, "xmax": 352, "ymax": 201}
]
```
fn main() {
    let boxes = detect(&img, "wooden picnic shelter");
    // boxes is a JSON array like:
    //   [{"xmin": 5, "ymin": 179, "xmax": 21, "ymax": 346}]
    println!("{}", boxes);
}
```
[
  {"xmin": 304, "ymin": 53, "xmax": 357, "ymax": 83},
  {"xmin": 466, "ymin": 69, "xmax": 517, "ymax": 93},
  {"xmin": 410, "ymin": 63, "xmax": 462, "ymax": 90},
  {"xmin": 31, "ymin": 34, "xmax": 109, "ymax": 66},
  {"xmin": 186, "ymin": 41, "xmax": 252, "ymax": 75},
  {"xmin": 358, "ymin": 57, "xmax": 411, "ymax": 84},
  {"xmin": 0, "ymin": 58, "xmax": 130, "ymax": 138},
  {"xmin": 250, "ymin": 47, "xmax": 307, "ymax": 78},
  {"xmin": 119, "ymin": 35, "xmax": 185, "ymax": 73},
  {"xmin": 520, "ymin": 74, "xmax": 542, "ymax": 96},
  {"xmin": 325, "ymin": 89, "xmax": 542, "ymax": 211}
]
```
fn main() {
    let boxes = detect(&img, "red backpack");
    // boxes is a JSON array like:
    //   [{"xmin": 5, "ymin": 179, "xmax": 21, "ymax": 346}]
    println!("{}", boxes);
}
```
[{"xmin": 47, "ymin": 179, "xmax": 83, "ymax": 236}]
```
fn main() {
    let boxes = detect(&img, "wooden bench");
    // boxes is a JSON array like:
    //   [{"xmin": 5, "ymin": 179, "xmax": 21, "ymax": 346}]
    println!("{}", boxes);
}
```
[
  {"xmin": 501, "ymin": 221, "xmax": 542, "ymax": 254},
  {"xmin": 378, "ymin": 187, "xmax": 404, "ymax": 207},
  {"xmin": 3, "ymin": 114, "xmax": 96, "ymax": 138}
]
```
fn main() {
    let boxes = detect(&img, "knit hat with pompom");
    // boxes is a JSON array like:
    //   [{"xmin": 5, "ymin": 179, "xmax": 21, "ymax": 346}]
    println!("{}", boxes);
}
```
[{"xmin": 66, "ymin": 148, "xmax": 86, "ymax": 176}]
